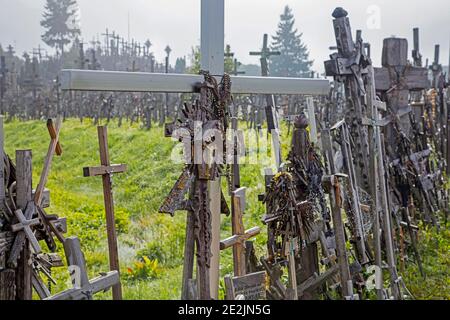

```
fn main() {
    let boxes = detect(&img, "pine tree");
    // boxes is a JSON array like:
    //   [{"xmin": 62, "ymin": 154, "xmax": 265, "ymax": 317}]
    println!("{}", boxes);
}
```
[
  {"xmin": 187, "ymin": 46, "xmax": 201, "ymax": 74},
  {"xmin": 175, "ymin": 57, "xmax": 187, "ymax": 74},
  {"xmin": 269, "ymin": 6, "xmax": 313, "ymax": 77},
  {"xmin": 224, "ymin": 44, "xmax": 235, "ymax": 74},
  {"xmin": 41, "ymin": 0, "xmax": 81, "ymax": 56}
]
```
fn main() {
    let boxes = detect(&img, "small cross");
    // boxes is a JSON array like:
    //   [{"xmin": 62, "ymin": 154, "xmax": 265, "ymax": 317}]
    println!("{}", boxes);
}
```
[
  {"xmin": 232, "ymin": 59, "xmax": 245, "ymax": 76},
  {"xmin": 83, "ymin": 126, "xmax": 126, "ymax": 300},
  {"xmin": 249, "ymin": 34, "xmax": 281, "ymax": 77},
  {"xmin": 220, "ymin": 188, "xmax": 260, "ymax": 276},
  {"xmin": 11, "ymin": 207, "xmax": 41, "ymax": 254}
]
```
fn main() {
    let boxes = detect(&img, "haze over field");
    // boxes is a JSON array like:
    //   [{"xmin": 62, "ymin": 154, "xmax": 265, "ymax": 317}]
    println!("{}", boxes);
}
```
[{"xmin": 1, "ymin": 0, "xmax": 449, "ymax": 73}]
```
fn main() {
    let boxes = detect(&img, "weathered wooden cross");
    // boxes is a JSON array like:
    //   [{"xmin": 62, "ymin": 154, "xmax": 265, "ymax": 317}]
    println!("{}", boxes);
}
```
[
  {"xmin": 11, "ymin": 207, "xmax": 41, "ymax": 254},
  {"xmin": 220, "ymin": 187, "xmax": 260, "ymax": 277},
  {"xmin": 45, "ymin": 237, "xmax": 119, "ymax": 300},
  {"xmin": 60, "ymin": 0, "xmax": 329, "ymax": 299},
  {"xmin": 83, "ymin": 126, "xmax": 127, "ymax": 300}
]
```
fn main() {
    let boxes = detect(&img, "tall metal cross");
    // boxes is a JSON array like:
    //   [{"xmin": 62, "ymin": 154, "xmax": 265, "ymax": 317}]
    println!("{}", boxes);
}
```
[{"xmin": 60, "ymin": 0, "xmax": 329, "ymax": 299}]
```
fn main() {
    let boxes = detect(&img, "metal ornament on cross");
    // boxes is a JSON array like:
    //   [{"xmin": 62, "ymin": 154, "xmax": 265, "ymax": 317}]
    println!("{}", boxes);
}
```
[{"xmin": 59, "ymin": 0, "xmax": 330, "ymax": 299}]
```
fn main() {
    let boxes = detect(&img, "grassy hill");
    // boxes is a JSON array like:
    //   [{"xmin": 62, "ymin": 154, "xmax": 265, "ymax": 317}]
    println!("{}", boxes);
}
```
[{"xmin": 3, "ymin": 118, "xmax": 449, "ymax": 300}]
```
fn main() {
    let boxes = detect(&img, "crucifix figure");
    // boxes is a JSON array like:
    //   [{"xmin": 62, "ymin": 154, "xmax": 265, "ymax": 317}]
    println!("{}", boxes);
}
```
[
  {"xmin": 83, "ymin": 126, "xmax": 127, "ymax": 300},
  {"xmin": 60, "ymin": 0, "xmax": 329, "ymax": 300}
]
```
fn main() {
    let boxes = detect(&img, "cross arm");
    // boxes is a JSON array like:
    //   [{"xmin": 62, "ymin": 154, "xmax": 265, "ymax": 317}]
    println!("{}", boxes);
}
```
[
  {"xmin": 83, "ymin": 164, "xmax": 127, "ymax": 177},
  {"xmin": 47, "ymin": 119, "xmax": 62, "ymax": 156},
  {"xmin": 220, "ymin": 226, "xmax": 261, "ymax": 250},
  {"xmin": 60, "ymin": 70, "xmax": 330, "ymax": 96},
  {"xmin": 374, "ymin": 67, "xmax": 430, "ymax": 91}
]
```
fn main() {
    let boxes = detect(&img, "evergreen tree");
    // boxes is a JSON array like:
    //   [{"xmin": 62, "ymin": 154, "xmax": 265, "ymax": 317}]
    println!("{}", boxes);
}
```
[
  {"xmin": 224, "ymin": 44, "xmax": 235, "ymax": 74},
  {"xmin": 175, "ymin": 57, "xmax": 187, "ymax": 74},
  {"xmin": 187, "ymin": 46, "xmax": 201, "ymax": 74},
  {"xmin": 41, "ymin": 0, "xmax": 81, "ymax": 56},
  {"xmin": 269, "ymin": 6, "xmax": 313, "ymax": 77}
]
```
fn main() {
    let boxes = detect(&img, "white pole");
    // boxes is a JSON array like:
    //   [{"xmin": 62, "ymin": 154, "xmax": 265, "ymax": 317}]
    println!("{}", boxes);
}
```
[
  {"xmin": 307, "ymin": 96, "xmax": 320, "ymax": 147},
  {"xmin": 201, "ymin": 0, "xmax": 224, "ymax": 300}
]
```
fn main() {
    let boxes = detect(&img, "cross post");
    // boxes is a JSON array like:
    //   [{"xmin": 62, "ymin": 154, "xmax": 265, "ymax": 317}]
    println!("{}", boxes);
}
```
[{"xmin": 83, "ymin": 126, "xmax": 127, "ymax": 300}]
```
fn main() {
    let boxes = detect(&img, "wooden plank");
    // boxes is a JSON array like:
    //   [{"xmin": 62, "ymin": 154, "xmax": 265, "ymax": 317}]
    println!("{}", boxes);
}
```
[
  {"xmin": 297, "ymin": 264, "xmax": 339, "ymax": 297},
  {"xmin": 46, "ymin": 119, "xmax": 62, "ymax": 156},
  {"xmin": 34, "ymin": 116, "xmax": 62, "ymax": 207},
  {"xmin": 32, "ymin": 188, "xmax": 50, "ymax": 208},
  {"xmin": 0, "ymin": 269, "xmax": 16, "ymax": 300},
  {"xmin": 374, "ymin": 67, "xmax": 430, "ymax": 91},
  {"xmin": 181, "ymin": 209, "xmax": 195, "ymax": 300},
  {"xmin": 0, "ymin": 116, "xmax": 5, "ymax": 213},
  {"xmin": 60, "ymin": 70, "xmax": 330, "ymax": 95},
  {"xmin": 64, "ymin": 237, "xmax": 89, "ymax": 288},
  {"xmin": 83, "ymin": 164, "xmax": 127, "ymax": 177},
  {"xmin": 321, "ymin": 131, "xmax": 353, "ymax": 298},
  {"xmin": 382, "ymin": 38, "xmax": 408, "ymax": 67},
  {"xmin": 231, "ymin": 189, "xmax": 246, "ymax": 276},
  {"xmin": 15, "ymin": 149, "xmax": 33, "ymax": 300},
  {"xmin": 224, "ymin": 271, "xmax": 267, "ymax": 300},
  {"xmin": 45, "ymin": 271, "xmax": 119, "ymax": 300},
  {"xmin": 97, "ymin": 126, "xmax": 122, "ymax": 300},
  {"xmin": 220, "ymin": 227, "xmax": 261, "ymax": 250}
]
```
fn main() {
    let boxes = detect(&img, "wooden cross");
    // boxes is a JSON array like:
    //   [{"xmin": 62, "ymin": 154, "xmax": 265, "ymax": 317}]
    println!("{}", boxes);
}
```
[
  {"xmin": 83, "ymin": 126, "xmax": 126, "ymax": 300},
  {"xmin": 45, "ymin": 237, "xmax": 119, "ymax": 300},
  {"xmin": 232, "ymin": 59, "xmax": 245, "ymax": 76},
  {"xmin": 11, "ymin": 206, "xmax": 41, "ymax": 254},
  {"xmin": 249, "ymin": 34, "xmax": 280, "ymax": 77},
  {"xmin": 374, "ymin": 37, "xmax": 429, "ymax": 144},
  {"xmin": 0, "ymin": 56, "xmax": 8, "ymax": 112},
  {"xmin": 60, "ymin": 0, "xmax": 329, "ymax": 299},
  {"xmin": 220, "ymin": 188, "xmax": 260, "ymax": 277}
]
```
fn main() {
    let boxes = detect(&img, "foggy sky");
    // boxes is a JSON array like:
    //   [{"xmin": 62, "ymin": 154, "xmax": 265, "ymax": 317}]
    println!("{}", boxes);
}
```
[{"xmin": 1, "ymin": 0, "xmax": 449, "ymax": 73}]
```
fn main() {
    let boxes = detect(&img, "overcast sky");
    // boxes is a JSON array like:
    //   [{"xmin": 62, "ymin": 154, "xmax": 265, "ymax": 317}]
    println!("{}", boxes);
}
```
[{"xmin": 1, "ymin": 0, "xmax": 449, "ymax": 72}]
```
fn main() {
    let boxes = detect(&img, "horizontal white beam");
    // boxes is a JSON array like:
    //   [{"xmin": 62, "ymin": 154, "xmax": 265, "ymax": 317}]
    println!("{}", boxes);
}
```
[{"xmin": 60, "ymin": 70, "xmax": 330, "ymax": 95}]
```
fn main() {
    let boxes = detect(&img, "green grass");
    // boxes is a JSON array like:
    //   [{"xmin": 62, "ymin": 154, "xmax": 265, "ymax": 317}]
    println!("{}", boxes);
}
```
[{"xmin": 3, "ymin": 118, "xmax": 449, "ymax": 300}]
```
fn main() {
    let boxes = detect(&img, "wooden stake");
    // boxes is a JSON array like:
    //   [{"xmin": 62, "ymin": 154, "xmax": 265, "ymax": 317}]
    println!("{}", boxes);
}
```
[{"xmin": 15, "ymin": 150, "xmax": 33, "ymax": 300}]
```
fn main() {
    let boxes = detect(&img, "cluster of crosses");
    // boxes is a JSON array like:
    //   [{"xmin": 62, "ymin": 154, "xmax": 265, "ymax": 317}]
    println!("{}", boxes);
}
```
[{"xmin": 1, "ymin": 0, "xmax": 449, "ymax": 301}]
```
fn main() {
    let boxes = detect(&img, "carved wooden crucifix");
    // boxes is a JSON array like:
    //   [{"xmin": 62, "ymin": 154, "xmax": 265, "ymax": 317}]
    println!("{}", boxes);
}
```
[{"xmin": 83, "ymin": 126, "xmax": 127, "ymax": 300}]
